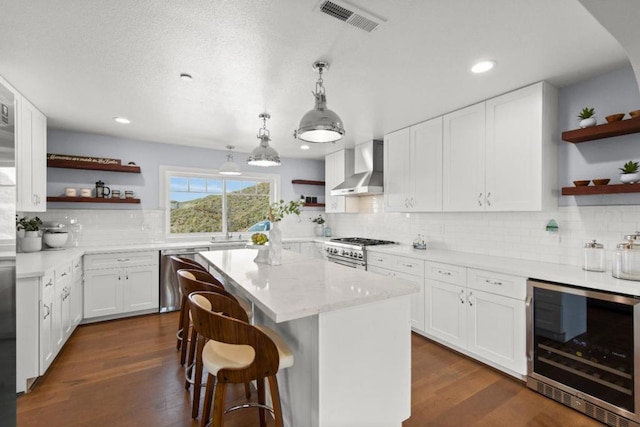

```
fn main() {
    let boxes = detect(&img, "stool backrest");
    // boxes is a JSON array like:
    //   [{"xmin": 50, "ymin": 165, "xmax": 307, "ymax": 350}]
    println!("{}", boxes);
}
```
[
  {"xmin": 177, "ymin": 270, "xmax": 246, "ymax": 321},
  {"xmin": 170, "ymin": 256, "xmax": 207, "ymax": 275},
  {"xmin": 188, "ymin": 291, "xmax": 280, "ymax": 383}
]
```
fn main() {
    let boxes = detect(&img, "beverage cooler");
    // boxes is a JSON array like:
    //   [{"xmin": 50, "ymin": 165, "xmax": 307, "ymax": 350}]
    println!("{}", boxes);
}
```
[{"xmin": 527, "ymin": 279, "xmax": 640, "ymax": 427}]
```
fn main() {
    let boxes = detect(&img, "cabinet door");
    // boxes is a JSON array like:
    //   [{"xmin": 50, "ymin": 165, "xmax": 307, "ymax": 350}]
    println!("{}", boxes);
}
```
[
  {"xmin": 485, "ymin": 83, "xmax": 543, "ymax": 211},
  {"xmin": 383, "ymin": 128, "xmax": 411, "ymax": 212},
  {"xmin": 55, "ymin": 277, "xmax": 70, "ymax": 349},
  {"xmin": 442, "ymin": 103, "xmax": 486, "ymax": 212},
  {"xmin": 466, "ymin": 288, "xmax": 526, "ymax": 375},
  {"xmin": 424, "ymin": 279, "xmax": 467, "ymax": 349},
  {"xmin": 39, "ymin": 272, "xmax": 55, "ymax": 374},
  {"xmin": 411, "ymin": 117, "xmax": 443, "ymax": 211},
  {"xmin": 122, "ymin": 265, "xmax": 159, "ymax": 313},
  {"xmin": 325, "ymin": 150, "xmax": 358, "ymax": 213},
  {"xmin": 16, "ymin": 96, "xmax": 47, "ymax": 212},
  {"xmin": 71, "ymin": 258, "xmax": 83, "ymax": 327},
  {"xmin": 84, "ymin": 268, "xmax": 123, "ymax": 318}
]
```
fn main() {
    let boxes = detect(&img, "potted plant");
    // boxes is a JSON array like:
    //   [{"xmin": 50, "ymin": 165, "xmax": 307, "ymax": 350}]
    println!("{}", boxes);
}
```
[
  {"xmin": 266, "ymin": 199, "xmax": 305, "ymax": 265},
  {"xmin": 311, "ymin": 214, "xmax": 325, "ymax": 237},
  {"xmin": 619, "ymin": 160, "xmax": 640, "ymax": 184},
  {"xmin": 16, "ymin": 215, "xmax": 42, "ymax": 237},
  {"xmin": 578, "ymin": 107, "xmax": 597, "ymax": 128}
]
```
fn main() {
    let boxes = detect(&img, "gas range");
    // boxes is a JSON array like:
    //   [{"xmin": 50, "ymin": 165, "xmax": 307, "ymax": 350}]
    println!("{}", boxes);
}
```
[{"xmin": 324, "ymin": 237, "xmax": 397, "ymax": 270}]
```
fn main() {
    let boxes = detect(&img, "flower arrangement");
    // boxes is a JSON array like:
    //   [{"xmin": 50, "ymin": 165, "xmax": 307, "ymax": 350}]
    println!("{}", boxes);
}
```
[
  {"xmin": 311, "ymin": 214, "xmax": 325, "ymax": 225},
  {"xmin": 268, "ymin": 199, "xmax": 305, "ymax": 222}
]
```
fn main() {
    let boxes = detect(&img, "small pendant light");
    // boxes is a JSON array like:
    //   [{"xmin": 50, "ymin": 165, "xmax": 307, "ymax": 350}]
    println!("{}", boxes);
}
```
[
  {"xmin": 294, "ymin": 61, "xmax": 345, "ymax": 143},
  {"xmin": 219, "ymin": 145, "xmax": 242, "ymax": 175},
  {"xmin": 247, "ymin": 113, "xmax": 281, "ymax": 167}
]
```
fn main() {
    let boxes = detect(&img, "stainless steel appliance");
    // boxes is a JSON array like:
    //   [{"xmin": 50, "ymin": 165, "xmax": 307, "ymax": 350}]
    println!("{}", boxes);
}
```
[
  {"xmin": 527, "ymin": 279, "xmax": 640, "ymax": 427},
  {"xmin": 159, "ymin": 247, "xmax": 209, "ymax": 312},
  {"xmin": 331, "ymin": 140, "xmax": 384, "ymax": 196},
  {"xmin": 324, "ymin": 237, "xmax": 396, "ymax": 270}
]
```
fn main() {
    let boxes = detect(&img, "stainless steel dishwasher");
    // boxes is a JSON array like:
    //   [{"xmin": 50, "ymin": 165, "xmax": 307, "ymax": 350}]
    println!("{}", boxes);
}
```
[{"xmin": 159, "ymin": 247, "xmax": 209, "ymax": 312}]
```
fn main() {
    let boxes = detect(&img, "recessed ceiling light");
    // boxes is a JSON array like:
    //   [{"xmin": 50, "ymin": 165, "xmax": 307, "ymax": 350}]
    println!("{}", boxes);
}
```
[
  {"xmin": 471, "ymin": 60, "xmax": 496, "ymax": 74},
  {"xmin": 113, "ymin": 117, "xmax": 131, "ymax": 124},
  {"xmin": 300, "ymin": 144, "xmax": 310, "ymax": 150},
  {"xmin": 180, "ymin": 73, "xmax": 193, "ymax": 81}
]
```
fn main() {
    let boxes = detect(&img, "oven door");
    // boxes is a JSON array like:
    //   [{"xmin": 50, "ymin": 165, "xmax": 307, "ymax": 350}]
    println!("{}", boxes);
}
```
[
  {"xmin": 326, "ymin": 254, "xmax": 366, "ymax": 270},
  {"xmin": 527, "ymin": 279, "xmax": 640, "ymax": 423}
]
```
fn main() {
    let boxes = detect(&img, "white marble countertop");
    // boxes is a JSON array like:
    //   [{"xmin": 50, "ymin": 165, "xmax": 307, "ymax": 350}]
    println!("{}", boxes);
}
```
[
  {"xmin": 199, "ymin": 249, "xmax": 419, "ymax": 323},
  {"xmin": 367, "ymin": 245, "xmax": 640, "ymax": 297},
  {"xmin": 16, "ymin": 248, "xmax": 84, "ymax": 279}
]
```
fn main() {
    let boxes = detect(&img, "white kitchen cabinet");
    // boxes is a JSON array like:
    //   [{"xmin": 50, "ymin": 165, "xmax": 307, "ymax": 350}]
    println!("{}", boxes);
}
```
[
  {"xmin": 39, "ymin": 270, "xmax": 56, "ymax": 375},
  {"xmin": 368, "ymin": 253, "xmax": 425, "ymax": 332},
  {"xmin": 443, "ymin": 82, "xmax": 557, "ymax": 212},
  {"xmin": 84, "ymin": 251, "xmax": 159, "ymax": 321},
  {"xmin": 384, "ymin": 117, "xmax": 443, "ymax": 212},
  {"xmin": 71, "ymin": 256, "xmax": 83, "ymax": 327},
  {"xmin": 55, "ymin": 264, "xmax": 72, "ymax": 350},
  {"xmin": 325, "ymin": 149, "xmax": 358, "ymax": 213},
  {"xmin": 16, "ymin": 93, "xmax": 47, "ymax": 212}
]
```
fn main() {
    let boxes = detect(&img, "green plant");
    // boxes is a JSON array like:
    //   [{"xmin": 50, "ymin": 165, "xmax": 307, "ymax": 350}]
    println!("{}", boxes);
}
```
[
  {"xmin": 268, "ymin": 199, "xmax": 305, "ymax": 222},
  {"xmin": 619, "ymin": 160, "xmax": 640, "ymax": 174},
  {"xmin": 577, "ymin": 107, "xmax": 595, "ymax": 120},
  {"xmin": 16, "ymin": 215, "xmax": 42, "ymax": 232},
  {"xmin": 311, "ymin": 214, "xmax": 325, "ymax": 225}
]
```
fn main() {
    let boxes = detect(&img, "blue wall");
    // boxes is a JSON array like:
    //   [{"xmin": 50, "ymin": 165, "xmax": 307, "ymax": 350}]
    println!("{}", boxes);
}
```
[
  {"xmin": 558, "ymin": 65, "xmax": 640, "ymax": 206},
  {"xmin": 46, "ymin": 130, "xmax": 325, "ymax": 210}
]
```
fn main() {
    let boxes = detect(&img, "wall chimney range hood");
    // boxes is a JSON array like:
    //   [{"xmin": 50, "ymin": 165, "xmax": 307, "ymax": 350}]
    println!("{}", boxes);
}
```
[{"xmin": 331, "ymin": 140, "xmax": 383, "ymax": 196}]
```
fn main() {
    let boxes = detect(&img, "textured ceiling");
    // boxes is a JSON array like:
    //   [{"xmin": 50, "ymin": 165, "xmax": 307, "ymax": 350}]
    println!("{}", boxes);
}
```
[{"xmin": 0, "ymin": 0, "xmax": 631, "ymax": 160}]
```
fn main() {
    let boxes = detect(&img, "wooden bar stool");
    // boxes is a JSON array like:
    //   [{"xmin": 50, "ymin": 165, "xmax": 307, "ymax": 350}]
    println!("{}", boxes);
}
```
[
  {"xmin": 189, "ymin": 291, "xmax": 294, "ymax": 427},
  {"xmin": 170, "ymin": 256, "xmax": 208, "ymax": 354}
]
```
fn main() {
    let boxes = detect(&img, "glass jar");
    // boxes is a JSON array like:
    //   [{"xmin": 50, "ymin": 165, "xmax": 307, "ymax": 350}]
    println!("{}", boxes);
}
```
[
  {"xmin": 613, "ymin": 232, "xmax": 640, "ymax": 281},
  {"xmin": 583, "ymin": 240, "xmax": 605, "ymax": 272}
]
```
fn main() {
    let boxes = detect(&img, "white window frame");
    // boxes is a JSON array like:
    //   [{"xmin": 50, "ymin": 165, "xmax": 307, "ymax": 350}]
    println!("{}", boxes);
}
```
[{"xmin": 159, "ymin": 165, "xmax": 281, "ymax": 240}]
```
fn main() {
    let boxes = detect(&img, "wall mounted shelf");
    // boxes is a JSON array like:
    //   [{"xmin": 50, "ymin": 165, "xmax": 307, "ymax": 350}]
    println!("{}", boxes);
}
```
[
  {"xmin": 48, "ymin": 159, "xmax": 141, "ymax": 173},
  {"xmin": 562, "ymin": 117, "xmax": 640, "ymax": 143},
  {"xmin": 561, "ymin": 183, "xmax": 640, "ymax": 196},
  {"xmin": 291, "ymin": 179, "xmax": 325, "ymax": 186},
  {"xmin": 47, "ymin": 197, "xmax": 141, "ymax": 204},
  {"xmin": 304, "ymin": 203, "xmax": 325, "ymax": 207}
]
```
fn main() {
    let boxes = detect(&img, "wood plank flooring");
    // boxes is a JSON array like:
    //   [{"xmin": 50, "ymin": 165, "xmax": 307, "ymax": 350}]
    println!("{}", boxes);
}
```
[{"xmin": 17, "ymin": 313, "xmax": 604, "ymax": 426}]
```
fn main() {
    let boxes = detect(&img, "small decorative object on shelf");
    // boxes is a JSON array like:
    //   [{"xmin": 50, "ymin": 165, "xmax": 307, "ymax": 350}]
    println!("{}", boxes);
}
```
[
  {"xmin": 311, "ymin": 214, "xmax": 325, "ymax": 236},
  {"xmin": 619, "ymin": 160, "xmax": 640, "ymax": 184},
  {"xmin": 578, "ymin": 107, "xmax": 597, "ymax": 128},
  {"xmin": 592, "ymin": 178, "xmax": 610, "ymax": 186},
  {"xmin": 545, "ymin": 219, "xmax": 559, "ymax": 232},
  {"xmin": 605, "ymin": 113, "xmax": 625, "ymax": 123}
]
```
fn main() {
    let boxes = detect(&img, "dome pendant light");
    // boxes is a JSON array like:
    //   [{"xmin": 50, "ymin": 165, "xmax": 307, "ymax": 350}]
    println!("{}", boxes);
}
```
[
  {"xmin": 294, "ymin": 61, "xmax": 345, "ymax": 143},
  {"xmin": 219, "ymin": 145, "xmax": 242, "ymax": 175},
  {"xmin": 247, "ymin": 113, "xmax": 281, "ymax": 167}
]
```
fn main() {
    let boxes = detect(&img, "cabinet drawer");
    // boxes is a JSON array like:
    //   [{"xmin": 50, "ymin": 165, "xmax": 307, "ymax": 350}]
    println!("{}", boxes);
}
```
[
  {"xmin": 55, "ymin": 262, "xmax": 72, "ymax": 283},
  {"xmin": 425, "ymin": 261, "xmax": 466, "ymax": 286},
  {"xmin": 367, "ymin": 252, "xmax": 424, "ymax": 276},
  {"xmin": 41, "ymin": 270, "xmax": 55, "ymax": 297},
  {"xmin": 84, "ymin": 251, "xmax": 159, "ymax": 270},
  {"xmin": 467, "ymin": 268, "xmax": 526, "ymax": 300}
]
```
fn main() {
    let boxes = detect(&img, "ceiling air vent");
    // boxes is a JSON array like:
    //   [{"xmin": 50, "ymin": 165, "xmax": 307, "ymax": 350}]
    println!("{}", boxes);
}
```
[{"xmin": 315, "ymin": 0, "xmax": 385, "ymax": 33}]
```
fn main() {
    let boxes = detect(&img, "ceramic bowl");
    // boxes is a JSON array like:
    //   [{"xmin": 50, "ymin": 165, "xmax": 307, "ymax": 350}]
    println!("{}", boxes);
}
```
[
  {"xmin": 573, "ymin": 180, "xmax": 590, "ymax": 187},
  {"xmin": 592, "ymin": 178, "xmax": 610, "ymax": 186},
  {"xmin": 43, "ymin": 231, "xmax": 68, "ymax": 248},
  {"xmin": 605, "ymin": 113, "xmax": 625, "ymax": 123},
  {"xmin": 630, "ymin": 110, "xmax": 640, "ymax": 119}
]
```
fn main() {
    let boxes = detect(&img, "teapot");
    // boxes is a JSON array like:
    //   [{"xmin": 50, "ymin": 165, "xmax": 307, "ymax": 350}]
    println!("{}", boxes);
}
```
[{"xmin": 95, "ymin": 180, "xmax": 111, "ymax": 198}]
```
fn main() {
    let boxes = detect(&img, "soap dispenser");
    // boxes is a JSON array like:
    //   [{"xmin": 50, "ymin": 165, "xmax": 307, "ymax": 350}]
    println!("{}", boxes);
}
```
[{"xmin": 413, "ymin": 234, "xmax": 427, "ymax": 250}]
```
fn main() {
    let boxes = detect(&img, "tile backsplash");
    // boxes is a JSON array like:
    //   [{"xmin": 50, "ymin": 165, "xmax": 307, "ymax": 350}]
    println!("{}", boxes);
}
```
[{"xmin": 38, "ymin": 200, "xmax": 639, "ymax": 268}]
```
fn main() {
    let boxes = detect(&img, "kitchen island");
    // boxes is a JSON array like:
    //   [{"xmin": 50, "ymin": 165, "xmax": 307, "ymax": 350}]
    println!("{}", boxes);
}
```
[{"xmin": 198, "ymin": 248, "xmax": 419, "ymax": 427}]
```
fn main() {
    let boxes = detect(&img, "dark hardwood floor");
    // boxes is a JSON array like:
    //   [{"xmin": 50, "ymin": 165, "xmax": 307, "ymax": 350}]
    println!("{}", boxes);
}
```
[{"xmin": 17, "ymin": 312, "xmax": 603, "ymax": 426}]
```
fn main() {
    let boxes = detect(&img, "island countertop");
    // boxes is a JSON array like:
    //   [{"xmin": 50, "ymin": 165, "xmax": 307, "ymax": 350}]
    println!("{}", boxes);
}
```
[{"xmin": 198, "ymin": 248, "xmax": 419, "ymax": 323}]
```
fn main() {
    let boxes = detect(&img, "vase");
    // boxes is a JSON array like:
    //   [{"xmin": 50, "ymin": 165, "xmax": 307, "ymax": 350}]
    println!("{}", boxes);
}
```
[
  {"xmin": 579, "ymin": 117, "xmax": 597, "ymax": 128},
  {"xmin": 268, "ymin": 222, "xmax": 282, "ymax": 265},
  {"xmin": 314, "ymin": 225, "xmax": 324, "ymax": 237},
  {"xmin": 620, "ymin": 172, "xmax": 640, "ymax": 184},
  {"xmin": 21, "ymin": 236, "xmax": 42, "ymax": 252},
  {"xmin": 253, "ymin": 245, "xmax": 269, "ymax": 263}
]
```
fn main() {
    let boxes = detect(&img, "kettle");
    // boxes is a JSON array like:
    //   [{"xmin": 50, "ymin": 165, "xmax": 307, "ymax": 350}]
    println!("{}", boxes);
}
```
[
  {"xmin": 95, "ymin": 180, "xmax": 111, "ymax": 198},
  {"xmin": 612, "ymin": 232, "xmax": 640, "ymax": 281}
]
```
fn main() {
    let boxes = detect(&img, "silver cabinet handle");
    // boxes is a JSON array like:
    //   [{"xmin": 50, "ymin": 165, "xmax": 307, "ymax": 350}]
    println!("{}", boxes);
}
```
[
  {"xmin": 486, "ymin": 192, "xmax": 491, "ymax": 207},
  {"xmin": 468, "ymin": 291, "xmax": 474, "ymax": 306},
  {"xmin": 375, "ymin": 258, "xmax": 384, "ymax": 262},
  {"xmin": 485, "ymin": 279, "xmax": 502, "ymax": 286},
  {"xmin": 525, "ymin": 295, "xmax": 532, "ymax": 308},
  {"xmin": 401, "ymin": 263, "xmax": 414, "ymax": 268},
  {"xmin": 43, "ymin": 303, "xmax": 51, "ymax": 320},
  {"xmin": 117, "ymin": 258, "xmax": 131, "ymax": 262},
  {"xmin": 459, "ymin": 289, "xmax": 465, "ymax": 304},
  {"xmin": 45, "ymin": 279, "xmax": 53, "ymax": 287},
  {"xmin": 477, "ymin": 192, "xmax": 483, "ymax": 207},
  {"xmin": 61, "ymin": 272, "xmax": 67, "ymax": 277},
  {"xmin": 437, "ymin": 270, "xmax": 452, "ymax": 276}
]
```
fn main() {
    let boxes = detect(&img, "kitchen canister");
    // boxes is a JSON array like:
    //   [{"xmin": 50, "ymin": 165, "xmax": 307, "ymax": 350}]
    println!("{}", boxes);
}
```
[
  {"xmin": 613, "ymin": 232, "xmax": 640, "ymax": 281},
  {"xmin": 583, "ymin": 240, "xmax": 605, "ymax": 272},
  {"xmin": 65, "ymin": 187, "xmax": 77, "ymax": 197}
]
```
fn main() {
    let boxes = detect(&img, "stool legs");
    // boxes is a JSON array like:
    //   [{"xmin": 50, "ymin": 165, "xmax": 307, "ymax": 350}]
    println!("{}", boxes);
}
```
[
  {"xmin": 268, "ymin": 375, "xmax": 284, "ymax": 427},
  {"xmin": 177, "ymin": 295, "xmax": 187, "ymax": 350}
]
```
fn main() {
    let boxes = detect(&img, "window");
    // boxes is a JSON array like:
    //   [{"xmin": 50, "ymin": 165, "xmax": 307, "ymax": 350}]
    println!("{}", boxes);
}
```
[{"xmin": 161, "ymin": 167, "xmax": 278, "ymax": 237}]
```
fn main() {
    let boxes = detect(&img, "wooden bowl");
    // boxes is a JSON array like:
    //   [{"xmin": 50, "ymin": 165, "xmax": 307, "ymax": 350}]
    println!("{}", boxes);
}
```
[
  {"xmin": 592, "ymin": 178, "xmax": 610, "ymax": 186},
  {"xmin": 630, "ymin": 110, "xmax": 640, "ymax": 119},
  {"xmin": 573, "ymin": 180, "xmax": 590, "ymax": 187},
  {"xmin": 605, "ymin": 113, "xmax": 625, "ymax": 123}
]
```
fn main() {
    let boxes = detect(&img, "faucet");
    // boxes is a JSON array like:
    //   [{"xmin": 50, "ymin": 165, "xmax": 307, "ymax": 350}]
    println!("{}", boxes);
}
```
[{"xmin": 225, "ymin": 217, "xmax": 231, "ymax": 240}]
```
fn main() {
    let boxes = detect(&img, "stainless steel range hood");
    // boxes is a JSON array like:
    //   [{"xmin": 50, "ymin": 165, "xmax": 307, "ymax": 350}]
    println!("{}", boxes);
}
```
[{"xmin": 331, "ymin": 140, "xmax": 383, "ymax": 196}]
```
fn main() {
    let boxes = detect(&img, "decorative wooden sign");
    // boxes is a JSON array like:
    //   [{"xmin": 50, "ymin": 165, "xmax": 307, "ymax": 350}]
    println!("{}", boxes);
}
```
[{"xmin": 47, "ymin": 153, "xmax": 121, "ymax": 165}]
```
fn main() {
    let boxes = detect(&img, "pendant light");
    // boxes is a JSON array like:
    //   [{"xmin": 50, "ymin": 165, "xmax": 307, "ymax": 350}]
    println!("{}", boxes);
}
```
[
  {"xmin": 219, "ymin": 145, "xmax": 242, "ymax": 175},
  {"xmin": 294, "ymin": 61, "xmax": 345, "ymax": 143},
  {"xmin": 247, "ymin": 113, "xmax": 281, "ymax": 167}
]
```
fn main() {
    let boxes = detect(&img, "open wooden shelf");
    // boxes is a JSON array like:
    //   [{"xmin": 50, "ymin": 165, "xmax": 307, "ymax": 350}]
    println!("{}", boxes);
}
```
[
  {"xmin": 48, "ymin": 159, "xmax": 141, "ymax": 173},
  {"xmin": 562, "ymin": 117, "xmax": 640, "ymax": 143},
  {"xmin": 292, "ymin": 179, "xmax": 325, "ymax": 186},
  {"xmin": 304, "ymin": 203, "xmax": 325, "ymax": 207},
  {"xmin": 561, "ymin": 183, "xmax": 640, "ymax": 196},
  {"xmin": 47, "ymin": 196, "xmax": 141, "ymax": 204}
]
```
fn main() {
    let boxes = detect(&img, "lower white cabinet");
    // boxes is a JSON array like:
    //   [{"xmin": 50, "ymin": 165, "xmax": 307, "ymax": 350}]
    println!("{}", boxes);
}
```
[
  {"xmin": 39, "ymin": 270, "xmax": 56, "ymax": 375},
  {"xmin": 83, "ymin": 251, "xmax": 159, "ymax": 320},
  {"xmin": 367, "ymin": 252, "xmax": 426, "ymax": 332},
  {"xmin": 424, "ymin": 260, "xmax": 527, "ymax": 377},
  {"xmin": 71, "ymin": 256, "xmax": 83, "ymax": 327}
]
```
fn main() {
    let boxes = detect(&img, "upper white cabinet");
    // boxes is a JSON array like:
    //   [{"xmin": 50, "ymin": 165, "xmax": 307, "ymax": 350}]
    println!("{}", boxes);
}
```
[
  {"xmin": 16, "ymin": 94, "xmax": 47, "ymax": 212},
  {"xmin": 385, "ymin": 117, "xmax": 443, "ymax": 212},
  {"xmin": 443, "ymin": 82, "xmax": 557, "ymax": 212},
  {"xmin": 325, "ymin": 149, "xmax": 358, "ymax": 213}
]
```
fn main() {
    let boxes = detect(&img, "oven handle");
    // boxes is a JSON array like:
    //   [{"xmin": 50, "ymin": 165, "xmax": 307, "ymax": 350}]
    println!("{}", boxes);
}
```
[{"xmin": 327, "ymin": 256, "xmax": 365, "ymax": 269}]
